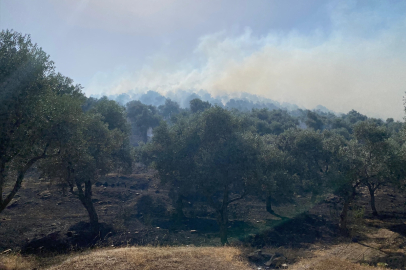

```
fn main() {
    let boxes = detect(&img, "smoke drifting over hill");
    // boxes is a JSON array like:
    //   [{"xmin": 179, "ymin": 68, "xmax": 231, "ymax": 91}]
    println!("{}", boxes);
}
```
[{"xmin": 82, "ymin": 1, "xmax": 406, "ymax": 120}]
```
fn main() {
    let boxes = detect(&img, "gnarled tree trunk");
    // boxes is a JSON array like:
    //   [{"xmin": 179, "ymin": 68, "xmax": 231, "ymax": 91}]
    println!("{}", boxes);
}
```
[
  {"xmin": 76, "ymin": 180, "xmax": 99, "ymax": 235},
  {"xmin": 175, "ymin": 194, "xmax": 185, "ymax": 220},
  {"xmin": 366, "ymin": 183, "xmax": 378, "ymax": 216},
  {"xmin": 217, "ymin": 204, "xmax": 229, "ymax": 245},
  {"xmin": 0, "ymin": 155, "xmax": 46, "ymax": 213},
  {"xmin": 339, "ymin": 188, "xmax": 356, "ymax": 236},
  {"xmin": 213, "ymin": 186, "xmax": 230, "ymax": 245},
  {"xmin": 266, "ymin": 195, "xmax": 288, "ymax": 220},
  {"xmin": 207, "ymin": 184, "xmax": 247, "ymax": 245}
]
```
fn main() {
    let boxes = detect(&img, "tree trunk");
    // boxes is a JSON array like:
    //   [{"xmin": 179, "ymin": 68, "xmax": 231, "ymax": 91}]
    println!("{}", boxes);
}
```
[
  {"xmin": 0, "ymin": 161, "xmax": 5, "ymax": 208},
  {"xmin": 266, "ymin": 195, "xmax": 273, "ymax": 214},
  {"xmin": 175, "ymin": 194, "xmax": 185, "ymax": 220},
  {"xmin": 367, "ymin": 184, "xmax": 378, "ymax": 216},
  {"xmin": 217, "ymin": 206, "xmax": 228, "ymax": 245},
  {"xmin": 76, "ymin": 180, "xmax": 99, "ymax": 235},
  {"xmin": 339, "ymin": 197, "xmax": 350, "ymax": 235},
  {"xmin": 266, "ymin": 195, "xmax": 288, "ymax": 220},
  {"xmin": 0, "ymin": 156, "xmax": 43, "ymax": 213},
  {"xmin": 266, "ymin": 195, "xmax": 289, "ymax": 220},
  {"xmin": 339, "ymin": 188, "xmax": 355, "ymax": 236},
  {"xmin": 217, "ymin": 187, "xmax": 229, "ymax": 245}
]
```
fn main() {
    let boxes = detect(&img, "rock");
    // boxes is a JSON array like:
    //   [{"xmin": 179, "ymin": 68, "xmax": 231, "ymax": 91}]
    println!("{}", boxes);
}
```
[
  {"xmin": 264, "ymin": 256, "xmax": 286, "ymax": 267},
  {"xmin": 190, "ymin": 230, "xmax": 198, "ymax": 234},
  {"xmin": 37, "ymin": 190, "xmax": 51, "ymax": 200},
  {"xmin": 260, "ymin": 252, "xmax": 273, "ymax": 259},
  {"xmin": 248, "ymin": 250, "xmax": 264, "ymax": 262},
  {"xmin": 1, "ymin": 249, "xmax": 12, "ymax": 254},
  {"xmin": 7, "ymin": 200, "xmax": 19, "ymax": 209}
]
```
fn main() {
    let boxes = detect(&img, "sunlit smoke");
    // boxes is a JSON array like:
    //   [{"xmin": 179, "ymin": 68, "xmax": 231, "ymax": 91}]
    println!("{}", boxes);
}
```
[{"xmin": 85, "ymin": 2, "xmax": 406, "ymax": 120}]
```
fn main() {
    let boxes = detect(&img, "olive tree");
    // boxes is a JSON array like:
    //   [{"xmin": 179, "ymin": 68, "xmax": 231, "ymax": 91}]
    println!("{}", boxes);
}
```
[
  {"xmin": 257, "ymin": 134, "xmax": 297, "ymax": 218},
  {"xmin": 39, "ymin": 99, "xmax": 131, "ymax": 234},
  {"xmin": 352, "ymin": 121, "xmax": 402, "ymax": 216},
  {"xmin": 0, "ymin": 30, "xmax": 83, "ymax": 213},
  {"xmin": 145, "ymin": 107, "xmax": 260, "ymax": 244},
  {"xmin": 148, "ymin": 116, "xmax": 201, "ymax": 220},
  {"xmin": 126, "ymin": 100, "xmax": 161, "ymax": 144}
]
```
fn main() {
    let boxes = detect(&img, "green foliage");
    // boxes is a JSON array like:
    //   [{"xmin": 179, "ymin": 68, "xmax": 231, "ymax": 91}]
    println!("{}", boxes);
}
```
[
  {"xmin": 344, "ymin": 109, "xmax": 368, "ymax": 125},
  {"xmin": 189, "ymin": 98, "xmax": 211, "ymax": 113},
  {"xmin": 140, "ymin": 106, "xmax": 261, "ymax": 244},
  {"xmin": 250, "ymin": 109, "xmax": 298, "ymax": 135},
  {"xmin": 257, "ymin": 134, "xmax": 297, "ymax": 213},
  {"xmin": 0, "ymin": 30, "xmax": 84, "ymax": 212},
  {"xmin": 91, "ymin": 97, "xmax": 129, "ymax": 133},
  {"xmin": 127, "ymin": 100, "xmax": 161, "ymax": 143},
  {"xmin": 38, "ymin": 98, "xmax": 132, "ymax": 233},
  {"xmin": 158, "ymin": 98, "xmax": 181, "ymax": 119},
  {"xmin": 305, "ymin": 110, "xmax": 325, "ymax": 131}
]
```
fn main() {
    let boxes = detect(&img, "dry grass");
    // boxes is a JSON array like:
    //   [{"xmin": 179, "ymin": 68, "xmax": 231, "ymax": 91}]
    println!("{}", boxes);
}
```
[
  {"xmin": 291, "ymin": 256, "xmax": 387, "ymax": 270},
  {"xmin": 0, "ymin": 254, "xmax": 37, "ymax": 270},
  {"xmin": 47, "ymin": 246, "xmax": 251, "ymax": 270}
]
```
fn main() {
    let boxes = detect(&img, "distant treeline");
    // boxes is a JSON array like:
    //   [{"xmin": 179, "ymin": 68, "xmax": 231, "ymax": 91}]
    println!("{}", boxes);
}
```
[{"xmin": 94, "ymin": 91, "xmax": 402, "ymax": 147}]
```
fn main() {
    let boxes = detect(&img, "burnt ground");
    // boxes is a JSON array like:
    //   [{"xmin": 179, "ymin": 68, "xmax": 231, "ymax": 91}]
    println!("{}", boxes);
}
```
[{"xmin": 1, "ymin": 168, "xmax": 406, "ymax": 268}]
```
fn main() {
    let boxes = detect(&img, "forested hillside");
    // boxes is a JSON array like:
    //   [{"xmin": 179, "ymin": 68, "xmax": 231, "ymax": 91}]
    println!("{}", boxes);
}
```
[{"xmin": 1, "ymin": 29, "xmax": 406, "ymax": 269}]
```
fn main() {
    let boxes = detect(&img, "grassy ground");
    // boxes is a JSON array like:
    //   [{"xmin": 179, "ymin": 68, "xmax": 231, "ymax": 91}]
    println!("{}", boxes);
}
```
[
  {"xmin": 1, "ymin": 246, "xmax": 250, "ymax": 270},
  {"xmin": 0, "ymin": 245, "xmax": 395, "ymax": 270}
]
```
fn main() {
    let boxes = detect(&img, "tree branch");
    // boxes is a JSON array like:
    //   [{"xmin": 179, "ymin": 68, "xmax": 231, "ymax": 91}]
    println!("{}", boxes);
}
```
[
  {"xmin": 0, "ymin": 150, "xmax": 48, "ymax": 213},
  {"xmin": 228, "ymin": 190, "xmax": 248, "ymax": 204}
]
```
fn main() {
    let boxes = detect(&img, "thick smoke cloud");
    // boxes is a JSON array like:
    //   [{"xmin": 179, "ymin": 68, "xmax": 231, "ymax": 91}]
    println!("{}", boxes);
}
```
[{"xmin": 85, "ymin": 1, "xmax": 406, "ymax": 120}]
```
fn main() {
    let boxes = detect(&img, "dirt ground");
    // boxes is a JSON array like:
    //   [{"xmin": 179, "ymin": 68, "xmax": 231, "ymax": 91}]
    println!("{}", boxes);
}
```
[{"xmin": 1, "ymin": 168, "xmax": 406, "ymax": 269}]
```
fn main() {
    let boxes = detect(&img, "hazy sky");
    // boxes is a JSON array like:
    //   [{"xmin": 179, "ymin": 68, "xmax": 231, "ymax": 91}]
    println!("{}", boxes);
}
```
[{"xmin": 1, "ymin": 0, "xmax": 406, "ymax": 120}]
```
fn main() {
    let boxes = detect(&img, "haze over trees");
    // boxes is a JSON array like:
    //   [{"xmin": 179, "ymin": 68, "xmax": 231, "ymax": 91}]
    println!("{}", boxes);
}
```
[
  {"xmin": 1, "ymin": 29, "xmax": 406, "ymax": 247},
  {"xmin": 136, "ymin": 96, "xmax": 406, "ymax": 242}
]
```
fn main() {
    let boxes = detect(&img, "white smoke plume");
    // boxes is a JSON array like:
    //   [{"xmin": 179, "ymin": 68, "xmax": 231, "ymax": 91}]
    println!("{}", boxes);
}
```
[{"xmin": 85, "ymin": 2, "xmax": 406, "ymax": 120}]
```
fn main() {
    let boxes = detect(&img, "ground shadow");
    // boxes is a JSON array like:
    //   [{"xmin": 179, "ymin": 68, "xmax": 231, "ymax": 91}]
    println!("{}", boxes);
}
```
[
  {"xmin": 21, "ymin": 222, "xmax": 114, "ymax": 255},
  {"xmin": 243, "ymin": 213, "xmax": 339, "ymax": 248},
  {"xmin": 389, "ymin": 223, "xmax": 406, "ymax": 237},
  {"xmin": 155, "ymin": 216, "xmax": 255, "ymax": 237}
]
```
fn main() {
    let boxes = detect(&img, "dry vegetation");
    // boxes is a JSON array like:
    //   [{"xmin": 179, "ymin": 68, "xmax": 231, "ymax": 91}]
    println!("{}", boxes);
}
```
[
  {"xmin": 46, "ymin": 246, "xmax": 250, "ymax": 270},
  {"xmin": 290, "ymin": 257, "xmax": 387, "ymax": 270},
  {"xmin": 0, "ymin": 245, "xmax": 396, "ymax": 270},
  {"xmin": 0, "ymin": 254, "xmax": 35, "ymax": 270}
]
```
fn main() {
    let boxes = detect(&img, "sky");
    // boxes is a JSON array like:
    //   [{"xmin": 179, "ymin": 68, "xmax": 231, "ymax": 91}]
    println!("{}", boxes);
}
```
[{"xmin": 1, "ymin": 0, "xmax": 406, "ymax": 120}]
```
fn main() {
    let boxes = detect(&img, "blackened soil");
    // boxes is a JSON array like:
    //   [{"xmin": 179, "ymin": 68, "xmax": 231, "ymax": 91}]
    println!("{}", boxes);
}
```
[{"xmin": 1, "ymin": 169, "xmax": 406, "ymax": 260}]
